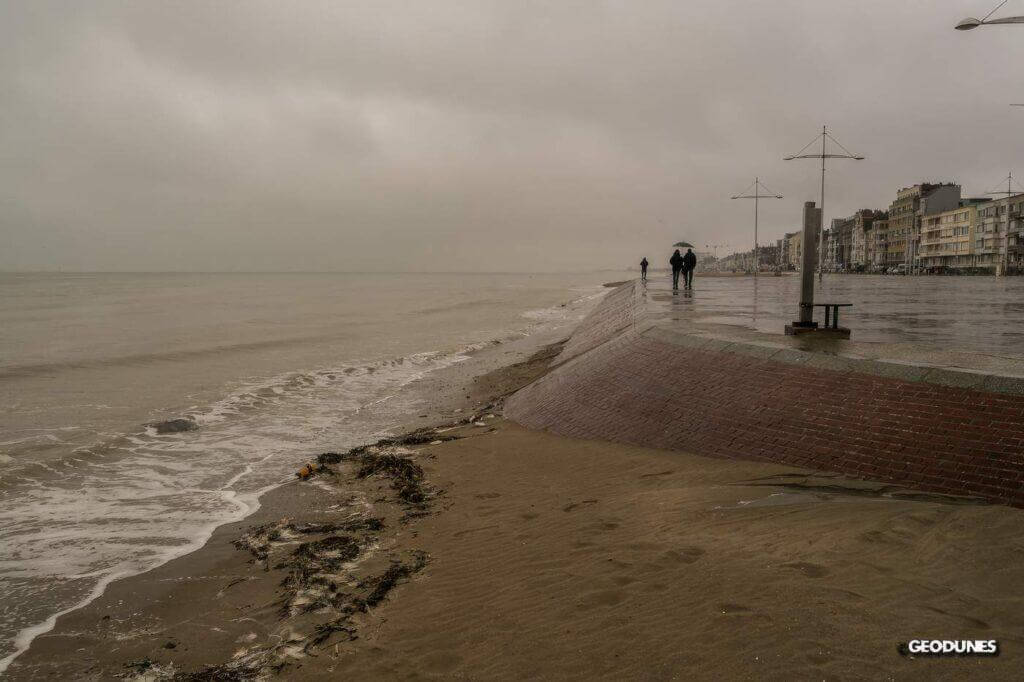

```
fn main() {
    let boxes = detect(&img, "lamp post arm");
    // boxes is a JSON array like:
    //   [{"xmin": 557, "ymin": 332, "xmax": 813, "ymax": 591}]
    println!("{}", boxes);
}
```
[
  {"xmin": 785, "ymin": 154, "xmax": 864, "ymax": 160},
  {"xmin": 984, "ymin": 15, "xmax": 1024, "ymax": 24}
]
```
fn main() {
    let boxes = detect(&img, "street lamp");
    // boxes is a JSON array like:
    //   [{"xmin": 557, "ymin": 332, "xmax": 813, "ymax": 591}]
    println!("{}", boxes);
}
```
[
  {"xmin": 784, "ymin": 125, "xmax": 865, "ymax": 281},
  {"xmin": 731, "ymin": 178, "xmax": 783, "ymax": 277},
  {"xmin": 955, "ymin": 0, "xmax": 1024, "ymax": 29},
  {"xmin": 957, "ymin": 3, "xmax": 1024, "ymax": 132},
  {"xmin": 704, "ymin": 243, "xmax": 733, "ymax": 260},
  {"xmin": 956, "ymin": 16, "xmax": 1024, "ymax": 28}
]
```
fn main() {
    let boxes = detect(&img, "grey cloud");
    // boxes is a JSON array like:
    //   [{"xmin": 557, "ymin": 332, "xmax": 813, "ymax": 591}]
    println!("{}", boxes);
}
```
[{"xmin": 2, "ymin": 1, "xmax": 1022, "ymax": 271}]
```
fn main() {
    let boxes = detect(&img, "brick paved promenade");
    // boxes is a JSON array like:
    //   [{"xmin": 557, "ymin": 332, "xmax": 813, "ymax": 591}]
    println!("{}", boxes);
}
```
[{"xmin": 506, "ymin": 281, "xmax": 1024, "ymax": 507}]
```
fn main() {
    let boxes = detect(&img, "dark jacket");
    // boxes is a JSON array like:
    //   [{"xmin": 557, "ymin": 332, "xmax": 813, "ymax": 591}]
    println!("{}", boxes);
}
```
[
  {"xmin": 669, "ymin": 251, "xmax": 683, "ymax": 270},
  {"xmin": 683, "ymin": 251, "xmax": 697, "ymax": 270}
]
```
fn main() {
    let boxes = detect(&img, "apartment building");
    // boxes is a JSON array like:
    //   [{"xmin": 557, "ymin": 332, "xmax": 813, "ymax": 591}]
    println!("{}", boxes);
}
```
[
  {"xmin": 827, "ymin": 218, "xmax": 853, "ymax": 269},
  {"xmin": 919, "ymin": 202, "xmax": 982, "ymax": 269},
  {"xmin": 886, "ymin": 183, "xmax": 961, "ymax": 266},
  {"xmin": 868, "ymin": 217, "xmax": 888, "ymax": 268},
  {"xmin": 851, "ymin": 210, "xmax": 885, "ymax": 268},
  {"xmin": 974, "ymin": 193, "xmax": 1024, "ymax": 273},
  {"xmin": 788, "ymin": 230, "xmax": 803, "ymax": 268}
]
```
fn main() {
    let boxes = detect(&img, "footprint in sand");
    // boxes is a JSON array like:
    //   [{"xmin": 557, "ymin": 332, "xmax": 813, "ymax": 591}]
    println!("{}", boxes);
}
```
[
  {"xmin": 780, "ymin": 561, "xmax": 829, "ymax": 578},
  {"xmin": 475, "ymin": 492, "xmax": 501, "ymax": 499},
  {"xmin": 563, "ymin": 499, "xmax": 598, "ymax": 512},
  {"xmin": 661, "ymin": 546, "xmax": 705, "ymax": 565},
  {"xmin": 640, "ymin": 470, "xmax": 675, "ymax": 479},
  {"xmin": 638, "ymin": 547, "xmax": 705, "ymax": 574},
  {"xmin": 605, "ymin": 558, "xmax": 632, "ymax": 570},
  {"xmin": 578, "ymin": 589, "xmax": 626, "ymax": 609},
  {"xmin": 453, "ymin": 524, "xmax": 499, "ymax": 538}
]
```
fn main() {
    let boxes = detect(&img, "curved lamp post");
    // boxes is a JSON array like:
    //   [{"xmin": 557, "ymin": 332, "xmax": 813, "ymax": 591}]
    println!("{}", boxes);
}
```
[
  {"xmin": 956, "ymin": 1, "xmax": 1024, "ymax": 29},
  {"xmin": 956, "ymin": 4, "xmax": 1024, "ymax": 109},
  {"xmin": 956, "ymin": 15, "xmax": 1024, "ymax": 29}
]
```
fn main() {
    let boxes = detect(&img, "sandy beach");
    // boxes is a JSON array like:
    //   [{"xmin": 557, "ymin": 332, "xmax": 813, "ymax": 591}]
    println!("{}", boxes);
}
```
[
  {"xmin": 9, "ymin": 1, "xmax": 1024, "ymax": 678},
  {"xmin": 9, "ymin": 333, "xmax": 1024, "ymax": 681}
]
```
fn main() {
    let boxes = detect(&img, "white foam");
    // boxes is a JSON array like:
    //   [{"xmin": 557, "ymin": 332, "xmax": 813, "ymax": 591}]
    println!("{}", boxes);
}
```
[
  {"xmin": 0, "ymin": 569, "xmax": 129, "ymax": 674},
  {"xmin": 0, "ymin": 285, "xmax": 613, "ymax": 670},
  {"xmin": 0, "ymin": 340, "xmax": 501, "ymax": 669}
]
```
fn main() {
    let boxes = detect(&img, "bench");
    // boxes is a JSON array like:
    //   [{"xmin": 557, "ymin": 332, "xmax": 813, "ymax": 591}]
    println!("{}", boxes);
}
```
[{"xmin": 808, "ymin": 302, "xmax": 852, "ymax": 329}]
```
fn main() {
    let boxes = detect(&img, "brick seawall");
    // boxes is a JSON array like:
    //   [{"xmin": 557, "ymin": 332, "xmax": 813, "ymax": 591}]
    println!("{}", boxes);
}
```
[{"xmin": 506, "ymin": 282, "xmax": 1024, "ymax": 507}]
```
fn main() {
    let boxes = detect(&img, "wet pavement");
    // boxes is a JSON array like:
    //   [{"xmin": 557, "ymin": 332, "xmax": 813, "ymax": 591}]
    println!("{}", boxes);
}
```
[{"xmin": 640, "ymin": 273, "xmax": 1024, "ymax": 375}]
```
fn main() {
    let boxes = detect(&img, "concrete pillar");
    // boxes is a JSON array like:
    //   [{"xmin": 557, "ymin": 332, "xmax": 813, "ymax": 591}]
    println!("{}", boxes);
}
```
[
  {"xmin": 798, "ymin": 201, "xmax": 821, "ymax": 325},
  {"xmin": 787, "ymin": 200, "xmax": 850, "ymax": 338}
]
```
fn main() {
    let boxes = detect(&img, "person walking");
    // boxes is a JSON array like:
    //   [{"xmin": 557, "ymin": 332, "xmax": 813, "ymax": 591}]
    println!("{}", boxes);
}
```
[
  {"xmin": 682, "ymin": 248, "xmax": 697, "ymax": 289},
  {"xmin": 669, "ymin": 249, "xmax": 683, "ymax": 290},
  {"xmin": 640, "ymin": 257, "xmax": 649, "ymax": 281}
]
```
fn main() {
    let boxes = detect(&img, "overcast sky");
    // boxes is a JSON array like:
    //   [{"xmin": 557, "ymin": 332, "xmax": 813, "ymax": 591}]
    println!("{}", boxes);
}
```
[{"xmin": 2, "ymin": 1, "xmax": 1023, "ymax": 272}]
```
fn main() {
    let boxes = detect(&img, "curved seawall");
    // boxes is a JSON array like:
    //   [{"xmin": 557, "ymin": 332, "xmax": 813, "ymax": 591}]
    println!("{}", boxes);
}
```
[{"xmin": 506, "ymin": 281, "xmax": 1024, "ymax": 507}]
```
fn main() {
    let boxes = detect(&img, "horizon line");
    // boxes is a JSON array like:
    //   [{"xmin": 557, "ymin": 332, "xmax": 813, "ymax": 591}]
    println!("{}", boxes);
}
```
[{"xmin": 0, "ymin": 268, "xmax": 635, "ymax": 276}]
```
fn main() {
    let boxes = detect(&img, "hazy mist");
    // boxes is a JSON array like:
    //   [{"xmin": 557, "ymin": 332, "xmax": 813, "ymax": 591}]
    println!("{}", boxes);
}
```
[{"xmin": 2, "ymin": 1, "xmax": 1022, "ymax": 272}]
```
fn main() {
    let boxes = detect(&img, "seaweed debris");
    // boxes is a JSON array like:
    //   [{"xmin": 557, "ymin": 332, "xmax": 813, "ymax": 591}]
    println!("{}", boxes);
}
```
[
  {"xmin": 314, "ymin": 446, "xmax": 432, "ymax": 511},
  {"xmin": 173, "ymin": 662, "xmax": 261, "ymax": 681},
  {"xmin": 233, "ymin": 518, "xmax": 384, "ymax": 570},
  {"xmin": 315, "ymin": 426, "xmax": 462, "ymax": 467},
  {"xmin": 355, "ymin": 453, "xmax": 427, "ymax": 506},
  {"xmin": 363, "ymin": 550, "xmax": 429, "ymax": 607},
  {"xmin": 302, "ymin": 550, "xmax": 429, "ymax": 652}
]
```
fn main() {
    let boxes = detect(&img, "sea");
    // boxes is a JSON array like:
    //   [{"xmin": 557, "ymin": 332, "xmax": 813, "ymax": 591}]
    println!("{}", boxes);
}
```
[{"xmin": 0, "ymin": 271, "xmax": 623, "ymax": 671}]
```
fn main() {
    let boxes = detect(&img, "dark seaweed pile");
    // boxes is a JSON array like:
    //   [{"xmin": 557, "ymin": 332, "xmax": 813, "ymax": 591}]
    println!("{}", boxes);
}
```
[
  {"xmin": 168, "ymin": 426, "xmax": 458, "ymax": 679},
  {"xmin": 315, "ymin": 433, "xmax": 448, "ymax": 512}
]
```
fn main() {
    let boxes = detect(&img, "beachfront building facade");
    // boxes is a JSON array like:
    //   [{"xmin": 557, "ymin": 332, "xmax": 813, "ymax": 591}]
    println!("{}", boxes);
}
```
[
  {"xmin": 919, "ymin": 204, "xmax": 978, "ymax": 270},
  {"xmin": 827, "ymin": 218, "xmax": 853, "ymax": 270},
  {"xmin": 788, "ymin": 230, "xmax": 803, "ymax": 268},
  {"xmin": 974, "ymin": 194, "xmax": 1024, "ymax": 273},
  {"xmin": 887, "ymin": 186, "xmax": 918, "ymax": 264},
  {"xmin": 778, "ymin": 231, "xmax": 800, "ymax": 268},
  {"xmin": 851, "ymin": 218, "xmax": 868, "ymax": 268},
  {"xmin": 823, "ymin": 227, "xmax": 835, "ymax": 270},
  {"xmin": 836, "ymin": 209, "xmax": 886, "ymax": 270},
  {"xmin": 886, "ymin": 183, "xmax": 961, "ymax": 269},
  {"xmin": 868, "ymin": 217, "xmax": 888, "ymax": 269}
]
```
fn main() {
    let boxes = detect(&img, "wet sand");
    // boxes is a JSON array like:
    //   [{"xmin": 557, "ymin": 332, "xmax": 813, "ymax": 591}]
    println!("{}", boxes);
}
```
[{"xmin": 10, "ymin": 346, "xmax": 1024, "ymax": 680}]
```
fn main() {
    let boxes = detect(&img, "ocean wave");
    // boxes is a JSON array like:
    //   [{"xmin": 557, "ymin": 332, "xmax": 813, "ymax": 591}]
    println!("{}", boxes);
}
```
[
  {"xmin": 0, "ymin": 332, "xmax": 355, "ymax": 380},
  {"xmin": 0, "ymin": 282, "xmax": 613, "ymax": 672},
  {"xmin": 0, "ymin": 340, "xmax": 488, "ymax": 672}
]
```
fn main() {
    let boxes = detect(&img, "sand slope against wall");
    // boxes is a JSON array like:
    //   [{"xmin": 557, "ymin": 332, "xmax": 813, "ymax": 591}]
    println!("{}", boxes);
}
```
[{"xmin": 506, "ymin": 281, "xmax": 1024, "ymax": 507}]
